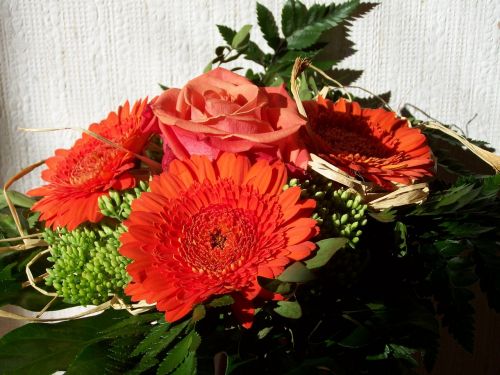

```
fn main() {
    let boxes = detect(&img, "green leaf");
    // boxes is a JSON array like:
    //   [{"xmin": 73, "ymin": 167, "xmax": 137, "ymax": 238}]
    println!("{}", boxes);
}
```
[
  {"xmin": 0, "ymin": 191, "xmax": 36, "ymax": 211},
  {"xmin": 338, "ymin": 326, "xmax": 371, "ymax": 348},
  {"xmin": 133, "ymin": 319, "xmax": 189, "ymax": 359},
  {"xmin": 203, "ymin": 62, "xmax": 212, "ymax": 73},
  {"xmin": 0, "ymin": 310, "xmax": 128, "ymax": 375},
  {"xmin": 130, "ymin": 320, "xmax": 170, "ymax": 357},
  {"xmin": 281, "ymin": 0, "xmax": 308, "ymax": 37},
  {"xmin": 231, "ymin": 24, "xmax": 252, "ymax": 50},
  {"xmin": 257, "ymin": 3, "xmax": 281, "ymax": 50},
  {"xmin": 171, "ymin": 351, "xmax": 196, "ymax": 375},
  {"xmin": 66, "ymin": 341, "xmax": 112, "ymax": 375},
  {"xmin": 394, "ymin": 221, "xmax": 408, "ymax": 257},
  {"xmin": 286, "ymin": 0, "xmax": 360, "ymax": 50},
  {"xmin": 244, "ymin": 41, "xmax": 267, "ymax": 65},
  {"xmin": 192, "ymin": 304, "xmax": 206, "ymax": 323},
  {"xmin": 216, "ymin": 25, "xmax": 236, "ymax": 45},
  {"xmin": 157, "ymin": 331, "xmax": 195, "ymax": 375},
  {"xmin": 278, "ymin": 262, "xmax": 316, "ymax": 283},
  {"xmin": 274, "ymin": 300, "xmax": 302, "ymax": 319},
  {"xmin": 305, "ymin": 237, "xmax": 348, "ymax": 269},
  {"xmin": 207, "ymin": 294, "xmax": 235, "ymax": 307},
  {"xmin": 158, "ymin": 83, "xmax": 169, "ymax": 91},
  {"xmin": 257, "ymin": 276, "xmax": 293, "ymax": 295}
]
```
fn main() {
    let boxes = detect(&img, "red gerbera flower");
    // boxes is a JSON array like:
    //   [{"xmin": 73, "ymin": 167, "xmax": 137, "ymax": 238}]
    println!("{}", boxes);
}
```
[
  {"xmin": 120, "ymin": 153, "xmax": 318, "ymax": 327},
  {"xmin": 303, "ymin": 97, "xmax": 434, "ymax": 189},
  {"xmin": 28, "ymin": 100, "xmax": 151, "ymax": 230}
]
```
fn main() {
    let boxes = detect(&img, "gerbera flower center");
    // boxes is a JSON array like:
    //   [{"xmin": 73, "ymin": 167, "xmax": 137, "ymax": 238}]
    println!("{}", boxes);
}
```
[
  {"xmin": 315, "ymin": 112, "xmax": 400, "ymax": 162},
  {"xmin": 67, "ymin": 145, "xmax": 116, "ymax": 185},
  {"xmin": 180, "ymin": 203, "xmax": 258, "ymax": 277}
]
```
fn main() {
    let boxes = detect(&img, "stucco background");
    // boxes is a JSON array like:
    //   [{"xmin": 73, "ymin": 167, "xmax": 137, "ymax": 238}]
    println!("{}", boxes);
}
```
[{"xmin": 0, "ymin": 0, "xmax": 499, "ymax": 191}]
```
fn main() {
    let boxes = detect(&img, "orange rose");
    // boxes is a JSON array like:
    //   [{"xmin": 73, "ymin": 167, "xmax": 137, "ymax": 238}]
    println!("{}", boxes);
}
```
[{"xmin": 150, "ymin": 68, "xmax": 309, "ymax": 170}]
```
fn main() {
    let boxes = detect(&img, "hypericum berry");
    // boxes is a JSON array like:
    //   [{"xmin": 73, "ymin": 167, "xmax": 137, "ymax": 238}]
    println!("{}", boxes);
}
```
[
  {"xmin": 44, "ymin": 224, "xmax": 130, "ymax": 305},
  {"xmin": 284, "ymin": 173, "xmax": 367, "ymax": 246},
  {"xmin": 98, "ymin": 180, "xmax": 149, "ymax": 220}
]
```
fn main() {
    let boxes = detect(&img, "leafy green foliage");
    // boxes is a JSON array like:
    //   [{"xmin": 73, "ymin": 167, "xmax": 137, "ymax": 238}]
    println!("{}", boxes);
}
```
[
  {"xmin": 210, "ymin": 0, "xmax": 375, "ymax": 94},
  {"xmin": 406, "ymin": 174, "xmax": 500, "ymax": 352}
]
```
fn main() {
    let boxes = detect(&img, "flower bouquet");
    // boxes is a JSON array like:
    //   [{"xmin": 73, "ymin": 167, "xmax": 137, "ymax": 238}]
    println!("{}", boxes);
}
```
[{"xmin": 1, "ymin": 1, "xmax": 499, "ymax": 374}]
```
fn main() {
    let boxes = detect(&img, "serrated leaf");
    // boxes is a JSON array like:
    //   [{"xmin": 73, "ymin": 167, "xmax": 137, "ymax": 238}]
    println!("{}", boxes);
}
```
[
  {"xmin": 157, "ymin": 331, "xmax": 194, "ymax": 375},
  {"xmin": 281, "ymin": 0, "xmax": 308, "ymax": 37},
  {"xmin": 131, "ymin": 320, "xmax": 170, "ymax": 357},
  {"xmin": 139, "ymin": 320, "xmax": 189, "ymax": 360},
  {"xmin": 278, "ymin": 262, "xmax": 316, "ymax": 283},
  {"xmin": 257, "ymin": 2, "xmax": 281, "ymax": 50},
  {"xmin": 286, "ymin": 0, "xmax": 360, "ymax": 50},
  {"xmin": 171, "ymin": 351, "xmax": 196, "ymax": 375},
  {"xmin": 274, "ymin": 300, "xmax": 302, "ymax": 319},
  {"xmin": 231, "ymin": 24, "xmax": 252, "ymax": 50},
  {"xmin": 216, "ymin": 25, "xmax": 236, "ymax": 45},
  {"xmin": 305, "ymin": 237, "xmax": 348, "ymax": 269},
  {"xmin": 328, "ymin": 68, "xmax": 363, "ymax": 85}
]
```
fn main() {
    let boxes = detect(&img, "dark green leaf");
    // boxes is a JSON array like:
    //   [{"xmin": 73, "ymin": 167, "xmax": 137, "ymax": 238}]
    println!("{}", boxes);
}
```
[
  {"xmin": 0, "ymin": 310, "xmax": 127, "ymax": 375},
  {"xmin": 172, "ymin": 351, "xmax": 196, "ymax": 375},
  {"xmin": 305, "ymin": 237, "xmax": 348, "ymax": 269},
  {"xmin": 216, "ymin": 25, "xmax": 236, "ymax": 45},
  {"xmin": 130, "ymin": 320, "xmax": 170, "ymax": 357},
  {"xmin": 281, "ymin": 0, "xmax": 308, "ymax": 37},
  {"xmin": 274, "ymin": 300, "xmax": 302, "ymax": 319},
  {"xmin": 157, "ymin": 330, "xmax": 195, "ymax": 375},
  {"xmin": 338, "ymin": 326, "xmax": 371, "ymax": 348},
  {"xmin": 66, "ymin": 341, "xmax": 112, "ymax": 375},
  {"xmin": 256, "ymin": 3, "xmax": 281, "ymax": 50},
  {"xmin": 278, "ymin": 262, "xmax": 316, "ymax": 283}
]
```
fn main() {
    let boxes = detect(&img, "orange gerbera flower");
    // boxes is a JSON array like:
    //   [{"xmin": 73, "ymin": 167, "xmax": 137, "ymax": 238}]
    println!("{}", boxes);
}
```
[
  {"xmin": 28, "ymin": 100, "xmax": 152, "ymax": 230},
  {"xmin": 303, "ymin": 97, "xmax": 434, "ymax": 189},
  {"xmin": 120, "ymin": 153, "xmax": 318, "ymax": 327}
]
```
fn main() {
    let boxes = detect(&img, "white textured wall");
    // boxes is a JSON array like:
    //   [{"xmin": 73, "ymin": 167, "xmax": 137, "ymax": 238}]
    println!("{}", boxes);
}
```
[{"xmin": 0, "ymin": 0, "xmax": 499, "ymax": 191}]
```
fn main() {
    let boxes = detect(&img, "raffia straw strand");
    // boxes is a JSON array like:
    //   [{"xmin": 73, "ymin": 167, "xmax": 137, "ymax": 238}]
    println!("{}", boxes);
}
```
[
  {"xmin": 308, "ymin": 64, "xmax": 353, "ymax": 102},
  {"xmin": 19, "ymin": 126, "xmax": 162, "ymax": 173},
  {"xmin": 25, "ymin": 249, "xmax": 58, "ymax": 297},
  {"xmin": 0, "ymin": 239, "xmax": 47, "ymax": 253},
  {"xmin": 0, "ymin": 233, "xmax": 43, "ymax": 243},
  {"xmin": 0, "ymin": 295, "xmax": 156, "ymax": 322},
  {"xmin": 3, "ymin": 159, "xmax": 45, "ymax": 243},
  {"xmin": 0, "ymin": 297, "xmax": 117, "ymax": 322},
  {"xmin": 422, "ymin": 121, "xmax": 500, "ymax": 173},
  {"xmin": 22, "ymin": 272, "xmax": 48, "ymax": 288},
  {"xmin": 344, "ymin": 85, "xmax": 393, "ymax": 111},
  {"xmin": 35, "ymin": 295, "xmax": 59, "ymax": 318},
  {"xmin": 290, "ymin": 58, "xmax": 310, "ymax": 118}
]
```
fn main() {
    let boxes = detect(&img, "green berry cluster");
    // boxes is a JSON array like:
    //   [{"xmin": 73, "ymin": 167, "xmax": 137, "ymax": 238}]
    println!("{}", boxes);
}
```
[
  {"xmin": 98, "ymin": 180, "xmax": 150, "ymax": 220},
  {"xmin": 284, "ymin": 174, "xmax": 368, "ymax": 246},
  {"xmin": 44, "ymin": 224, "xmax": 131, "ymax": 305}
]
